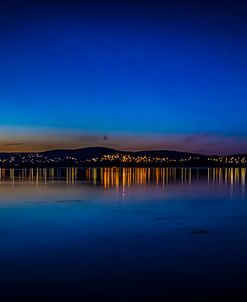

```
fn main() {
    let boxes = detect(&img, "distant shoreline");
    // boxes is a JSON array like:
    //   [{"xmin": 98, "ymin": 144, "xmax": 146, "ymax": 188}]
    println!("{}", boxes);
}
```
[
  {"xmin": 0, "ymin": 164, "xmax": 246, "ymax": 169},
  {"xmin": 0, "ymin": 147, "xmax": 246, "ymax": 168}
]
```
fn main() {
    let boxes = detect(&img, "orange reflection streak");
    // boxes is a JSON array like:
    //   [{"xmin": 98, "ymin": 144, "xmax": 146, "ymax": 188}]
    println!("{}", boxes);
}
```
[
  {"xmin": 230, "ymin": 168, "xmax": 234, "ymax": 187},
  {"xmin": 219, "ymin": 168, "xmax": 222, "ymax": 184},
  {"xmin": 236, "ymin": 168, "xmax": 240, "ymax": 186},
  {"xmin": 241, "ymin": 168, "xmax": 246, "ymax": 187}
]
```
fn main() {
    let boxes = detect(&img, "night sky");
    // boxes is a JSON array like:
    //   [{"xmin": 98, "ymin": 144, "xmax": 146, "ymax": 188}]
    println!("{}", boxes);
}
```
[{"xmin": 1, "ymin": 0, "xmax": 247, "ymax": 154}]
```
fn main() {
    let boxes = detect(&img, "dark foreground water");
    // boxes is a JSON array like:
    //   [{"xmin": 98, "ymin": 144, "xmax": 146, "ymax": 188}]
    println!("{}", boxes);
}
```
[{"xmin": 0, "ymin": 167, "xmax": 247, "ymax": 301}]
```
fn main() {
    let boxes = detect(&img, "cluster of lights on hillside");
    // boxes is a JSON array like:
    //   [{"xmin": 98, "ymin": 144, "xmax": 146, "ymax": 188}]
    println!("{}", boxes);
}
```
[
  {"xmin": 86, "ymin": 154, "xmax": 201, "ymax": 164},
  {"xmin": 208, "ymin": 156, "xmax": 247, "ymax": 165},
  {"xmin": 0, "ymin": 152, "xmax": 246, "ymax": 166},
  {"xmin": 86, "ymin": 154, "xmax": 247, "ymax": 165}
]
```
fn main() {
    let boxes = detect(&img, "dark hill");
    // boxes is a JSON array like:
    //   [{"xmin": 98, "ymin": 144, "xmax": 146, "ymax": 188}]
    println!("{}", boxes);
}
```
[
  {"xmin": 42, "ymin": 147, "xmax": 121, "ymax": 160},
  {"xmin": 41, "ymin": 147, "xmax": 206, "ymax": 160}
]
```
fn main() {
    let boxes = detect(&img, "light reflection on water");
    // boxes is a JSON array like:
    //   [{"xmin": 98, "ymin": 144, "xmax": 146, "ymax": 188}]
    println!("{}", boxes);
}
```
[
  {"xmin": 0, "ymin": 168, "xmax": 247, "ymax": 301},
  {"xmin": 0, "ymin": 167, "xmax": 246, "ymax": 187}
]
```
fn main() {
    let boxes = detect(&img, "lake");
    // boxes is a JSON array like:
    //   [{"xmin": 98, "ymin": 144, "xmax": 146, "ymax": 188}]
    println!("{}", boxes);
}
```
[{"xmin": 0, "ymin": 167, "xmax": 247, "ymax": 301}]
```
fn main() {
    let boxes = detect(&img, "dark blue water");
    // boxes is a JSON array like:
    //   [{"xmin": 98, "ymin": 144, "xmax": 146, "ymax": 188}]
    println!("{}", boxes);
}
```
[{"xmin": 0, "ymin": 168, "xmax": 247, "ymax": 301}]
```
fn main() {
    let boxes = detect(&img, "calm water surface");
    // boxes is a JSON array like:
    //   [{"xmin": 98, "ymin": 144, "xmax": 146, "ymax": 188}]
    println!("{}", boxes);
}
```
[{"xmin": 0, "ymin": 167, "xmax": 247, "ymax": 301}]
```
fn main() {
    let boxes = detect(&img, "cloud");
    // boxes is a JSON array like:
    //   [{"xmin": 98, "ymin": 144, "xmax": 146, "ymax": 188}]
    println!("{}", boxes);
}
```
[
  {"xmin": 79, "ymin": 134, "xmax": 109, "ymax": 142},
  {"xmin": 4, "ymin": 142, "xmax": 26, "ymax": 146}
]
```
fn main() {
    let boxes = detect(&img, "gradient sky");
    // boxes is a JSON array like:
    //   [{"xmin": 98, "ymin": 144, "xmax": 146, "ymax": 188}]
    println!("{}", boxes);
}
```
[{"xmin": 0, "ymin": 0, "xmax": 247, "ymax": 154}]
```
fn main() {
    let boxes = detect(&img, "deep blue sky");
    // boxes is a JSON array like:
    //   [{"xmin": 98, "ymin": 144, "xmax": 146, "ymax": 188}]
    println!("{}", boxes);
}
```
[{"xmin": 0, "ymin": 0, "xmax": 247, "ymax": 153}]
